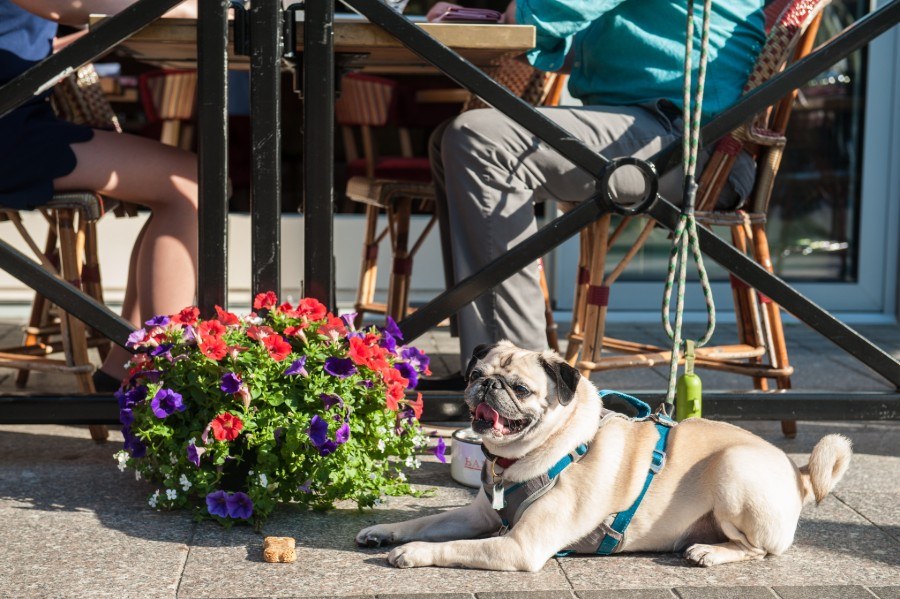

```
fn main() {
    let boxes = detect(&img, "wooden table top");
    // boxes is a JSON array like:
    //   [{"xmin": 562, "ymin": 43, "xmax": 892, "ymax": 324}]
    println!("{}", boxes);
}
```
[{"xmin": 90, "ymin": 16, "xmax": 535, "ymax": 73}]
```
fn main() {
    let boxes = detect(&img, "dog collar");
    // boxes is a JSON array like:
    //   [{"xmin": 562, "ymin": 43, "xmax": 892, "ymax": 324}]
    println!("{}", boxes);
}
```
[{"xmin": 481, "ymin": 447, "xmax": 518, "ymax": 470}]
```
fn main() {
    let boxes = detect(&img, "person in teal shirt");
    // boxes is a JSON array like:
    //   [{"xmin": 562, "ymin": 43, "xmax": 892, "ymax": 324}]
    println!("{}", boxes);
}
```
[{"xmin": 422, "ymin": 0, "xmax": 766, "ymax": 383}]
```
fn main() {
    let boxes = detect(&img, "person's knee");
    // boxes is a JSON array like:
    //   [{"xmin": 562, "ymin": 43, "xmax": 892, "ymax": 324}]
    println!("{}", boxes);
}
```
[{"xmin": 440, "ymin": 109, "xmax": 510, "ymax": 161}]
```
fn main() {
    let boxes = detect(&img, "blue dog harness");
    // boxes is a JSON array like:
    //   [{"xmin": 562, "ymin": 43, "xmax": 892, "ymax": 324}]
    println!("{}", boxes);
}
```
[{"xmin": 481, "ymin": 390, "xmax": 674, "ymax": 555}]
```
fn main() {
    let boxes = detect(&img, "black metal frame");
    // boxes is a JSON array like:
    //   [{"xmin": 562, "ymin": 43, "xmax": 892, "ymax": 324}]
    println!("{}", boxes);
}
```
[{"xmin": 0, "ymin": 0, "xmax": 898, "ymax": 423}]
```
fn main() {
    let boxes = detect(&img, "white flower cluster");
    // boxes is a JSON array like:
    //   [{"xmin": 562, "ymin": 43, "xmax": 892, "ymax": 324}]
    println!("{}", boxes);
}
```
[
  {"xmin": 259, "ymin": 473, "xmax": 268, "ymax": 488},
  {"xmin": 113, "ymin": 451, "xmax": 129, "ymax": 473},
  {"xmin": 148, "ymin": 489, "xmax": 160, "ymax": 508},
  {"xmin": 376, "ymin": 439, "xmax": 386, "ymax": 452},
  {"xmin": 166, "ymin": 489, "xmax": 178, "ymax": 501},
  {"xmin": 179, "ymin": 474, "xmax": 192, "ymax": 492},
  {"xmin": 404, "ymin": 456, "xmax": 421, "ymax": 469}
]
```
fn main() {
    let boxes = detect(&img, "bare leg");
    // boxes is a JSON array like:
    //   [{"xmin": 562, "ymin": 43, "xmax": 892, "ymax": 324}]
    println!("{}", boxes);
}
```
[{"xmin": 54, "ymin": 129, "xmax": 199, "ymax": 378}]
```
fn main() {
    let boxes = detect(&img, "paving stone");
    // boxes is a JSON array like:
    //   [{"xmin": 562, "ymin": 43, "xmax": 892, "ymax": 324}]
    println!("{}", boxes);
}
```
[
  {"xmin": 772, "ymin": 586, "xmax": 878, "ymax": 599},
  {"xmin": 674, "ymin": 587, "xmax": 776, "ymax": 598},
  {"xmin": 378, "ymin": 594, "xmax": 474, "ymax": 599},
  {"xmin": 576, "ymin": 590, "xmax": 675, "ymax": 599},
  {"xmin": 476, "ymin": 593, "xmax": 575, "ymax": 599},
  {"xmin": 832, "ymin": 492, "xmax": 900, "ymax": 540},
  {"xmin": 869, "ymin": 588, "xmax": 900, "ymax": 599}
]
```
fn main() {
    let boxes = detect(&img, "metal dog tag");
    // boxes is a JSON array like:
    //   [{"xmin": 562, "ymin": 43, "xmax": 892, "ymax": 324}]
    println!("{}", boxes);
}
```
[{"xmin": 492, "ymin": 482, "xmax": 505, "ymax": 510}]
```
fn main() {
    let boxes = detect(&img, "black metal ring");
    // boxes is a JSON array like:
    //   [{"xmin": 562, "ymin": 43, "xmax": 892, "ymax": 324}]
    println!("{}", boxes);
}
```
[{"xmin": 599, "ymin": 157, "xmax": 659, "ymax": 216}]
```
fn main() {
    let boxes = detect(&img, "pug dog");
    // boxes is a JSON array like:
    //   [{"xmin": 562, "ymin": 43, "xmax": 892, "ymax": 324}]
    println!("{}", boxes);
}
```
[{"xmin": 356, "ymin": 341, "xmax": 852, "ymax": 571}]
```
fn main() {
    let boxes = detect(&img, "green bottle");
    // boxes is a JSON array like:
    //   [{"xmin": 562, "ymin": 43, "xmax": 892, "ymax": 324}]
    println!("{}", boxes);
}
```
[{"xmin": 675, "ymin": 340, "xmax": 702, "ymax": 421}]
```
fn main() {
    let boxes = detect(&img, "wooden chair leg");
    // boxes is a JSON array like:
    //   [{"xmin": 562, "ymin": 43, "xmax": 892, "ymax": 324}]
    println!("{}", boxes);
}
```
[
  {"xmin": 354, "ymin": 204, "xmax": 381, "ymax": 327},
  {"xmin": 752, "ymin": 224, "xmax": 796, "ymax": 437},
  {"xmin": 731, "ymin": 224, "xmax": 769, "ymax": 391},
  {"xmin": 566, "ymin": 229, "xmax": 593, "ymax": 364},
  {"xmin": 82, "ymin": 219, "xmax": 110, "ymax": 360},
  {"xmin": 15, "ymin": 225, "xmax": 59, "ymax": 388},
  {"xmin": 387, "ymin": 197, "xmax": 412, "ymax": 322},
  {"xmin": 538, "ymin": 258, "xmax": 559, "ymax": 353},
  {"xmin": 578, "ymin": 214, "xmax": 612, "ymax": 377},
  {"xmin": 56, "ymin": 209, "xmax": 108, "ymax": 443}
]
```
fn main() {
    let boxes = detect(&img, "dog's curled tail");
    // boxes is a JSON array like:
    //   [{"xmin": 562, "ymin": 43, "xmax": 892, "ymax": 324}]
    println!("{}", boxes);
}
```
[{"xmin": 799, "ymin": 434, "xmax": 853, "ymax": 504}]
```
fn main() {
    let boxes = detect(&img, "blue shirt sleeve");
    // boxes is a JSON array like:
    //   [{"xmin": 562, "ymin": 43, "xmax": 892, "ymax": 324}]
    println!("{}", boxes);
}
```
[{"xmin": 516, "ymin": 0, "xmax": 630, "ymax": 71}]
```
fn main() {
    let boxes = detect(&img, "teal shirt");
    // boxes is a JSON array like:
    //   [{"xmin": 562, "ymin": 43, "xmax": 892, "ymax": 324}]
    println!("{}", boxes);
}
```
[{"xmin": 517, "ymin": 0, "xmax": 765, "ymax": 118}]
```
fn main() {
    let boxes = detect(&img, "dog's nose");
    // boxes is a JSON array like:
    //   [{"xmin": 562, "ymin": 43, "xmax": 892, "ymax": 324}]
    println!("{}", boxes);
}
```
[{"xmin": 490, "ymin": 378, "xmax": 503, "ymax": 390}]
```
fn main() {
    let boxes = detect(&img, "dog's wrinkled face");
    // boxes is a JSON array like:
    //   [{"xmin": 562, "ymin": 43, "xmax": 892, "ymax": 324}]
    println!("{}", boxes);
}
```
[{"xmin": 464, "ymin": 341, "xmax": 581, "ymax": 451}]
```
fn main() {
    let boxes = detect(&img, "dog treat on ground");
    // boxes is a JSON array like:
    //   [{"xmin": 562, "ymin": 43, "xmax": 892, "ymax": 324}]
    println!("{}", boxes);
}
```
[{"xmin": 263, "ymin": 536, "xmax": 296, "ymax": 563}]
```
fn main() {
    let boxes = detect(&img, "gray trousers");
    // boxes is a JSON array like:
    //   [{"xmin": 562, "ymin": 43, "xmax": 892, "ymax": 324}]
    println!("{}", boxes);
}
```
[{"xmin": 428, "ymin": 103, "xmax": 754, "ymax": 371}]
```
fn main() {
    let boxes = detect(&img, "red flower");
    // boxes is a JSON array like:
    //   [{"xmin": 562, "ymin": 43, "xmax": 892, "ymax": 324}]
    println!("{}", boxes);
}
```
[
  {"xmin": 246, "ymin": 325, "xmax": 274, "ymax": 341},
  {"xmin": 297, "ymin": 297, "xmax": 327, "ymax": 321},
  {"xmin": 214, "ymin": 305, "xmax": 241, "ymax": 326},
  {"xmin": 199, "ymin": 336, "xmax": 227, "ymax": 361},
  {"xmin": 407, "ymin": 393, "xmax": 424, "ymax": 420},
  {"xmin": 171, "ymin": 306, "xmax": 200, "ymax": 326},
  {"xmin": 277, "ymin": 301, "xmax": 294, "ymax": 313},
  {"xmin": 283, "ymin": 325, "xmax": 307, "ymax": 338},
  {"xmin": 262, "ymin": 334, "xmax": 292, "ymax": 361},
  {"xmin": 253, "ymin": 291, "xmax": 279, "ymax": 311},
  {"xmin": 211, "ymin": 412, "xmax": 243, "ymax": 441},
  {"xmin": 197, "ymin": 320, "xmax": 226, "ymax": 339},
  {"xmin": 382, "ymin": 367, "xmax": 408, "ymax": 411},
  {"xmin": 348, "ymin": 337, "xmax": 371, "ymax": 365}
]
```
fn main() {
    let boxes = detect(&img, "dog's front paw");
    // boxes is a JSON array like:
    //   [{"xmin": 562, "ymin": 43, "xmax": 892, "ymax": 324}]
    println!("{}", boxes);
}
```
[
  {"xmin": 387, "ymin": 542, "xmax": 433, "ymax": 568},
  {"xmin": 683, "ymin": 543, "xmax": 722, "ymax": 567},
  {"xmin": 356, "ymin": 524, "xmax": 397, "ymax": 548}
]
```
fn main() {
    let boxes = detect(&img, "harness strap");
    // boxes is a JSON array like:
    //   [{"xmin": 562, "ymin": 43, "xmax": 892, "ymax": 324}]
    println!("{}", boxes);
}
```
[{"xmin": 595, "ymin": 421, "xmax": 672, "ymax": 555}]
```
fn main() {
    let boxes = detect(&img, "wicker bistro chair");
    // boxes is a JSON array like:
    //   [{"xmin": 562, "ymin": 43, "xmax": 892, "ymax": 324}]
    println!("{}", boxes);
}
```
[
  {"xmin": 0, "ymin": 64, "xmax": 136, "ymax": 442},
  {"xmin": 563, "ymin": 0, "xmax": 828, "ymax": 435},
  {"xmin": 341, "ymin": 62, "xmax": 567, "ymax": 350}
]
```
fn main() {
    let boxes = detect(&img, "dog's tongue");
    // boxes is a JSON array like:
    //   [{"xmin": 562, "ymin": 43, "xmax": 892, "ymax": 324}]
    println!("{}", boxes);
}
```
[{"xmin": 475, "ymin": 403, "xmax": 506, "ymax": 433}]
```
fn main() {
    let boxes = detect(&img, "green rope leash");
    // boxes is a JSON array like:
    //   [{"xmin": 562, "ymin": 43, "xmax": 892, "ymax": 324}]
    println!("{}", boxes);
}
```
[{"xmin": 662, "ymin": 0, "xmax": 717, "ymax": 408}]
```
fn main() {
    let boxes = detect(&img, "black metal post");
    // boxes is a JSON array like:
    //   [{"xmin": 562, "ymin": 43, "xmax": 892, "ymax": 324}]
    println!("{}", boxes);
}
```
[
  {"xmin": 0, "ymin": 0, "xmax": 182, "ymax": 119},
  {"xmin": 196, "ymin": 0, "xmax": 230, "ymax": 315},
  {"xmin": 249, "ymin": 1, "xmax": 283, "ymax": 298},
  {"xmin": 348, "ymin": 0, "xmax": 900, "ymax": 388},
  {"xmin": 303, "ymin": 0, "xmax": 336, "ymax": 309},
  {"xmin": 0, "ymin": 239, "xmax": 133, "ymax": 347}
]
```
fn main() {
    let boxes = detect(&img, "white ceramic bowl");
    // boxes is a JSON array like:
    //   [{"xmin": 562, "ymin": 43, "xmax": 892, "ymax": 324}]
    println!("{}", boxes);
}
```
[{"xmin": 450, "ymin": 427, "xmax": 484, "ymax": 488}]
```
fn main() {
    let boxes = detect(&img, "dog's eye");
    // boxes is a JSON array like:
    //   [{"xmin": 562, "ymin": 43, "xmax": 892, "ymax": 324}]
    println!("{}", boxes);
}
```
[
  {"xmin": 469, "ymin": 369, "xmax": 483, "ymax": 381},
  {"xmin": 513, "ymin": 384, "xmax": 530, "ymax": 397}
]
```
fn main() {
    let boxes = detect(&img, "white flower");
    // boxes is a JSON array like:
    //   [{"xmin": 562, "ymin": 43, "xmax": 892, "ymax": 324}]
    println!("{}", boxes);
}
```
[
  {"xmin": 169, "ymin": 454, "xmax": 178, "ymax": 465},
  {"xmin": 258, "ymin": 473, "xmax": 268, "ymax": 488},
  {"xmin": 248, "ymin": 470, "xmax": 255, "ymax": 476},
  {"xmin": 166, "ymin": 489, "xmax": 177, "ymax": 501},
  {"xmin": 377, "ymin": 440, "xmax": 386, "ymax": 452},
  {"xmin": 404, "ymin": 456, "xmax": 416, "ymax": 468},
  {"xmin": 179, "ymin": 474, "xmax": 192, "ymax": 492},
  {"xmin": 397, "ymin": 472, "xmax": 407, "ymax": 482},
  {"xmin": 134, "ymin": 470, "xmax": 141, "ymax": 481},
  {"xmin": 148, "ymin": 489, "xmax": 160, "ymax": 508},
  {"xmin": 114, "ymin": 451, "xmax": 129, "ymax": 473}
]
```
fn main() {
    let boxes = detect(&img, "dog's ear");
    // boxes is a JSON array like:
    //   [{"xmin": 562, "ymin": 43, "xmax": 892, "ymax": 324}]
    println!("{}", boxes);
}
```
[
  {"xmin": 465, "ymin": 343, "xmax": 495, "ymax": 381},
  {"xmin": 539, "ymin": 355, "xmax": 581, "ymax": 406}
]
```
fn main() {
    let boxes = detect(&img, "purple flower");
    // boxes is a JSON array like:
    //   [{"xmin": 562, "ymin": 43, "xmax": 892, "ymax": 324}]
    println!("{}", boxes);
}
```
[
  {"xmin": 384, "ymin": 316, "xmax": 403, "ymax": 341},
  {"xmin": 119, "ymin": 407, "xmax": 134, "ymax": 427},
  {"xmin": 137, "ymin": 370, "xmax": 163, "ymax": 384},
  {"xmin": 122, "ymin": 426, "xmax": 146, "ymax": 458},
  {"xmin": 220, "ymin": 372, "xmax": 242, "ymax": 394},
  {"xmin": 283, "ymin": 357, "xmax": 308, "ymax": 376},
  {"xmin": 359, "ymin": 379, "xmax": 374, "ymax": 388},
  {"xmin": 273, "ymin": 427, "xmax": 284, "ymax": 446},
  {"xmin": 225, "ymin": 491, "xmax": 254, "ymax": 520},
  {"xmin": 145, "ymin": 315, "xmax": 170, "ymax": 328},
  {"xmin": 150, "ymin": 388, "xmax": 185, "ymax": 419},
  {"xmin": 335, "ymin": 421, "xmax": 350, "ymax": 445},
  {"xmin": 340, "ymin": 312, "xmax": 357, "ymax": 330},
  {"xmin": 307, "ymin": 415, "xmax": 339, "ymax": 456},
  {"xmin": 379, "ymin": 333, "xmax": 398, "ymax": 353},
  {"xmin": 401, "ymin": 346, "xmax": 430, "ymax": 374},
  {"xmin": 187, "ymin": 442, "xmax": 204, "ymax": 467},
  {"xmin": 150, "ymin": 343, "xmax": 173, "ymax": 361},
  {"xmin": 116, "ymin": 385, "xmax": 147, "ymax": 409},
  {"xmin": 432, "ymin": 437, "xmax": 447, "ymax": 464},
  {"xmin": 182, "ymin": 325, "xmax": 197, "ymax": 345},
  {"xmin": 394, "ymin": 361, "xmax": 418, "ymax": 389},
  {"xmin": 308, "ymin": 415, "xmax": 328, "ymax": 445},
  {"xmin": 298, "ymin": 480, "xmax": 312, "ymax": 493},
  {"xmin": 324, "ymin": 357, "xmax": 356, "ymax": 379},
  {"xmin": 320, "ymin": 393, "xmax": 343, "ymax": 410},
  {"xmin": 126, "ymin": 328, "xmax": 148, "ymax": 349},
  {"xmin": 206, "ymin": 490, "xmax": 229, "ymax": 518},
  {"xmin": 201, "ymin": 423, "xmax": 212, "ymax": 445}
]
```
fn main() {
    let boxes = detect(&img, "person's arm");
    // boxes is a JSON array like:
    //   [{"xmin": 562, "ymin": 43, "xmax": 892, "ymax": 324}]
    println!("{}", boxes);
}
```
[
  {"xmin": 11, "ymin": 0, "xmax": 196, "ymax": 27},
  {"xmin": 514, "ymin": 0, "xmax": 629, "ymax": 71}
]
